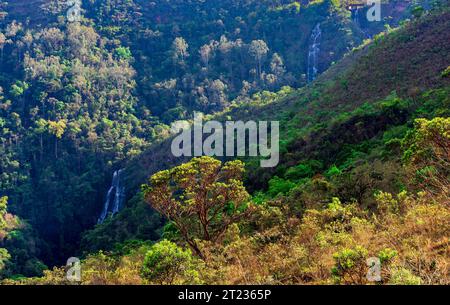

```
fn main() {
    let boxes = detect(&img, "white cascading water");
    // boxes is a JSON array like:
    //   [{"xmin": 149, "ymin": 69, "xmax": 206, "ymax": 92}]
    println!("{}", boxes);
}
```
[
  {"xmin": 98, "ymin": 169, "xmax": 125, "ymax": 224},
  {"xmin": 353, "ymin": 8, "xmax": 370, "ymax": 38},
  {"xmin": 307, "ymin": 23, "xmax": 321, "ymax": 83},
  {"xmin": 353, "ymin": 7, "xmax": 361, "ymax": 25}
]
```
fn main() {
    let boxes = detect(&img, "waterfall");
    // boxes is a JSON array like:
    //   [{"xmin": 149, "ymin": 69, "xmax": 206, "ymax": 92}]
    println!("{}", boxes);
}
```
[
  {"xmin": 98, "ymin": 169, "xmax": 125, "ymax": 224},
  {"xmin": 307, "ymin": 23, "xmax": 321, "ymax": 83},
  {"xmin": 353, "ymin": 8, "xmax": 360, "ymax": 25},
  {"xmin": 352, "ymin": 7, "xmax": 370, "ymax": 39}
]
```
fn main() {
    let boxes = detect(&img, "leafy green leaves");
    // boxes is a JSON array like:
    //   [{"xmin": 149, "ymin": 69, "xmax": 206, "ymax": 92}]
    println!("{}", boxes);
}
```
[{"xmin": 141, "ymin": 240, "xmax": 200, "ymax": 284}]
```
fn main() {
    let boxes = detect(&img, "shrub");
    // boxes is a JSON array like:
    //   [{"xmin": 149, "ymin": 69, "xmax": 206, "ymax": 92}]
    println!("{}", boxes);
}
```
[
  {"xmin": 142, "ymin": 240, "xmax": 201, "ymax": 284},
  {"xmin": 325, "ymin": 165, "xmax": 342, "ymax": 178},
  {"xmin": 267, "ymin": 176, "xmax": 296, "ymax": 197},
  {"xmin": 115, "ymin": 46, "xmax": 132, "ymax": 60},
  {"xmin": 402, "ymin": 117, "xmax": 450, "ymax": 195},
  {"xmin": 331, "ymin": 246, "xmax": 368, "ymax": 284},
  {"xmin": 378, "ymin": 248, "xmax": 397, "ymax": 264},
  {"xmin": 389, "ymin": 268, "xmax": 422, "ymax": 285},
  {"xmin": 375, "ymin": 191, "xmax": 399, "ymax": 214},
  {"xmin": 285, "ymin": 160, "xmax": 323, "ymax": 180}
]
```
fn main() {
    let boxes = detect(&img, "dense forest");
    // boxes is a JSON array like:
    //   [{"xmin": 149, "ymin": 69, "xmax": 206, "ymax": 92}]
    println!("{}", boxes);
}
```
[{"xmin": 0, "ymin": 0, "xmax": 449, "ymax": 285}]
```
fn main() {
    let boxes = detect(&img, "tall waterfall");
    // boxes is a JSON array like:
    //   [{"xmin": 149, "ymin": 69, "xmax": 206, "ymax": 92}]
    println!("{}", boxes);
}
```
[
  {"xmin": 352, "ymin": 8, "xmax": 370, "ymax": 38},
  {"xmin": 307, "ymin": 23, "xmax": 321, "ymax": 83},
  {"xmin": 353, "ymin": 7, "xmax": 361, "ymax": 25},
  {"xmin": 98, "ymin": 169, "xmax": 125, "ymax": 224}
]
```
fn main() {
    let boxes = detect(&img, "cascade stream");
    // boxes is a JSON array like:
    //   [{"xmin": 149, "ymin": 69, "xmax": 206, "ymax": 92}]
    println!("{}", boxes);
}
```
[
  {"xmin": 98, "ymin": 169, "xmax": 125, "ymax": 224},
  {"xmin": 307, "ymin": 23, "xmax": 322, "ymax": 83}
]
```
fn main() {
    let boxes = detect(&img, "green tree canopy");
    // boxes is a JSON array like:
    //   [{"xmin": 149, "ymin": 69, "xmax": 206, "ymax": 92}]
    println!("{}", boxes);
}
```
[
  {"xmin": 142, "ymin": 240, "xmax": 200, "ymax": 284},
  {"xmin": 142, "ymin": 157, "xmax": 252, "ymax": 257}
]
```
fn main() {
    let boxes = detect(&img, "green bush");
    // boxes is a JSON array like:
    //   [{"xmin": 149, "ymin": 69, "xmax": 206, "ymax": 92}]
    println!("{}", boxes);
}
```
[
  {"xmin": 331, "ymin": 246, "xmax": 368, "ymax": 284},
  {"xmin": 378, "ymin": 248, "xmax": 397, "ymax": 264},
  {"xmin": 115, "ymin": 47, "xmax": 132, "ymax": 60},
  {"xmin": 285, "ymin": 160, "xmax": 323, "ymax": 180},
  {"xmin": 389, "ymin": 268, "xmax": 422, "ymax": 285},
  {"xmin": 325, "ymin": 165, "xmax": 342, "ymax": 178},
  {"xmin": 267, "ymin": 176, "xmax": 296, "ymax": 197},
  {"xmin": 142, "ymin": 240, "xmax": 201, "ymax": 284}
]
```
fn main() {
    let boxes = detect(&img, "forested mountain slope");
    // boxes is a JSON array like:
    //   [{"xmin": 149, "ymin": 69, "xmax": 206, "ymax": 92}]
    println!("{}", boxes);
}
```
[
  {"xmin": 0, "ymin": 0, "xmax": 445, "ymax": 280},
  {"xmin": 14, "ymin": 4, "xmax": 450, "ymax": 285},
  {"xmin": 81, "ymin": 3, "xmax": 450, "ymax": 257},
  {"xmin": 84, "ymin": 0, "xmax": 411, "ymax": 117}
]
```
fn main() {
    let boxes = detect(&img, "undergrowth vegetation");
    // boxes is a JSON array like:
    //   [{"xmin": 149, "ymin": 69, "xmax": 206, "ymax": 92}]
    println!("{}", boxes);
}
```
[{"xmin": 8, "ymin": 111, "xmax": 449, "ymax": 285}]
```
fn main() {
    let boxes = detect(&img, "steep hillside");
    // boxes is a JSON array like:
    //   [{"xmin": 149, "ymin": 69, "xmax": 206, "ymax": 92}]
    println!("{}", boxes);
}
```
[
  {"xmin": 80, "ymin": 5, "xmax": 450, "ymax": 253},
  {"xmin": 126, "ymin": 7, "xmax": 450, "ymax": 193},
  {"xmin": 0, "ymin": 0, "xmax": 417, "ymax": 273},
  {"xmin": 27, "ymin": 5, "xmax": 450, "ymax": 285},
  {"xmin": 0, "ymin": 0, "xmax": 445, "ymax": 280},
  {"xmin": 84, "ymin": 0, "xmax": 413, "ymax": 118}
]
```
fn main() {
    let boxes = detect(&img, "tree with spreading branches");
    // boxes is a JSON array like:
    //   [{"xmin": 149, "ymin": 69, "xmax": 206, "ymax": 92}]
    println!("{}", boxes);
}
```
[{"xmin": 142, "ymin": 157, "xmax": 252, "ymax": 258}]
